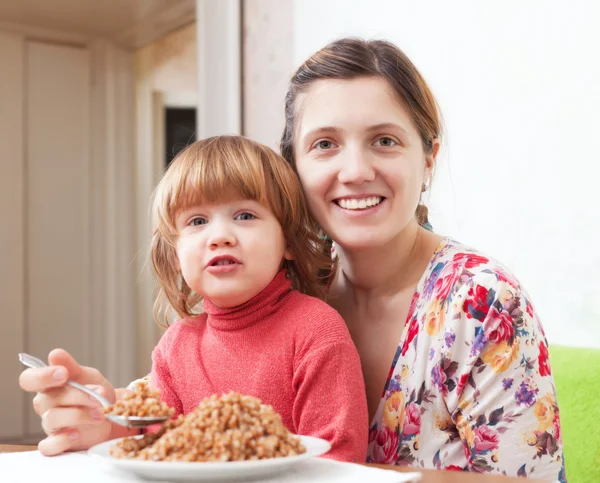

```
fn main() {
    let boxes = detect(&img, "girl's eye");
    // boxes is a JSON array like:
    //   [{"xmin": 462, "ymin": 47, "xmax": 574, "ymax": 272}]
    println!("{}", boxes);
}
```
[
  {"xmin": 374, "ymin": 137, "xmax": 397, "ymax": 147},
  {"xmin": 315, "ymin": 140, "xmax": 337, "ymax": 150},
  {"xmin": 235, "ymin": 212, "xmax": 256, "ymax": 221},
  {"xmin": 190, "ymin": 217, "xmax": 208, "ymax": 226}
]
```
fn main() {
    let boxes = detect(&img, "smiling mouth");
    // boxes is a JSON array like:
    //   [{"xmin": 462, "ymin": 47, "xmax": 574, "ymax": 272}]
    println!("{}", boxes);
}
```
[{"xmin": 334, "ymin": 196, "xmax": 384, "ymax": 211}]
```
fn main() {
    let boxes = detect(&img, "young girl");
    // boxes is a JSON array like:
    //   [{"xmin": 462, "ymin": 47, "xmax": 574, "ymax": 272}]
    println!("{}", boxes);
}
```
[
  {"xmin": 21, "ymin": 135, "xmax": 368, "ymax": 462},
  {"xmin": 146, "ymin": 135, "xmax": 368, "ymax": 461}
]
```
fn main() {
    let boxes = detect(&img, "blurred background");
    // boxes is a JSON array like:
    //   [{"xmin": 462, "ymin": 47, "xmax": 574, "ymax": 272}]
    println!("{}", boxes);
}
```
[{"xmin": 0, "ymin": 0, "xmax": 598, "ymax": 446}]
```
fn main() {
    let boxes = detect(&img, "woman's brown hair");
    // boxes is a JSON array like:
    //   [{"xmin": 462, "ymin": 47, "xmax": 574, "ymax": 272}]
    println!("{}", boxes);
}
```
[
  {"xmin": 280, "ymin": 37, "xmax": 442, "ymax": 228},
  {"xmin": 150, "ymin": 135, "xmax": 332, "ymax": 326}
]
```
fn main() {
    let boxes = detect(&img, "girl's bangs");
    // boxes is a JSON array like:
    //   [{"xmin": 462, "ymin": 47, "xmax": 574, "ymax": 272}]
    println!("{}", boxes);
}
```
[{"xmin": 157, "ymin": 141, "xmax": 270, "ymax": 230}]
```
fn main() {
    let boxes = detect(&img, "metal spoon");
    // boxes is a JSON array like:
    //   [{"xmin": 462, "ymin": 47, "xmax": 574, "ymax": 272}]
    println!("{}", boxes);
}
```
[{"xmin": 18, "ymin": 352, "xmax": 169, "ymax": 428}]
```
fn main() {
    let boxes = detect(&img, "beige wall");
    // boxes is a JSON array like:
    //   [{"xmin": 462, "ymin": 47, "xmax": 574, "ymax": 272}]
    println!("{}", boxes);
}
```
[
  {"xmin": 0, "ymin": 31, "xmax": 136, "ymax": 443},
  {"xmin": 136, "ymin": 22, "xmax": 197, "ymax": 107},
  {"xmin": 242, "ymin": 0, "xmax": 293, "ymax": 150},
  {"xmin": 151, "ymin": 23, "xmax": 197, "ymax": 98},
  {"xmin": 0, "ymin": 30, "xmax": 25, "ymax": 441}
]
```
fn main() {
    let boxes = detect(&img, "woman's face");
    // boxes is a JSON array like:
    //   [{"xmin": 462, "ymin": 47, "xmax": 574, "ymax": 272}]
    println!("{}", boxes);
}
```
[{"xmin": 293, "ymin": 76, "xmax": 437, "ymax": 251}]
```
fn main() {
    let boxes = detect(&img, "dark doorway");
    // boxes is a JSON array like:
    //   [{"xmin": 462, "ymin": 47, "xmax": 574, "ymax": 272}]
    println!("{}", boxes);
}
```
[{"xmin": 165, "ymin": 108, "xmax": 196, "ymax": 167}]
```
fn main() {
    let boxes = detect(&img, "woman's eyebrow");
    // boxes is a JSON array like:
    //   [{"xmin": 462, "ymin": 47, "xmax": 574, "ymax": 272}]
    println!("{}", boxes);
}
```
[
  {"xmin": 365, "ymin": 122, "xmax": 409, "ymax": 134},
  {"xmin": 302, "ymin": 125, "xmax": 344, "ymax": 141},
  {"xmin": 302, "ymin": 122, "xmax": 408, "ymax": 141}
]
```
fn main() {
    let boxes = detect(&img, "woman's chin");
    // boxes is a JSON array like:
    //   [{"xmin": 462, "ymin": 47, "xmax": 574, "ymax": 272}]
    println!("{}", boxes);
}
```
[{"xmin": 331, "ymin": 230, "xmax": 395, "ymax": 252}]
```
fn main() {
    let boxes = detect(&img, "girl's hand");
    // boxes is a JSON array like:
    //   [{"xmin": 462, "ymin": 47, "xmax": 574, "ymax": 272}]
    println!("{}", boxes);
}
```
[{"xmin": 18, "ymin": 349, "xmax": 128, "ymax": 455}]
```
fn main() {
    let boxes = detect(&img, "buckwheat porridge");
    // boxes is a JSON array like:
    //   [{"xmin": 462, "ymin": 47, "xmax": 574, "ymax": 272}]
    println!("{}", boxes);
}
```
[{"xmin": 109, "ymin": 392, "xmax": 306, "ymax": 462}]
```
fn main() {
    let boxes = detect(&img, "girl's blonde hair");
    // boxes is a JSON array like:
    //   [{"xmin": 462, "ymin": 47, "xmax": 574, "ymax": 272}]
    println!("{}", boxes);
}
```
[{"xmin": 150, "ymin": 135, "xmax": 332, "ymax": 326}]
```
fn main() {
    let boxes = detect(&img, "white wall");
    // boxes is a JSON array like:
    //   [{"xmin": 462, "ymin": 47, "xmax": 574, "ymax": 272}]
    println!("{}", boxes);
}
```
[
  {"xmin": 196, "ymin": 0, "xmax": 241, "ymax": 137},
  {"xmin": 294, "ymin": 0, "xmax": 600, "ymax": 348}
]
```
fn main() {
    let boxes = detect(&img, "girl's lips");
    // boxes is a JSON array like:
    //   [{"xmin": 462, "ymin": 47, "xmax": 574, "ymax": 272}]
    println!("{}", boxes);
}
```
[
  {"xmin": 206, "ymin": 255, "xmax": 242, "ymax": 274},
  {"xmin": 206, "ymin": 262, "xmax": 240, "ymax": 274}
]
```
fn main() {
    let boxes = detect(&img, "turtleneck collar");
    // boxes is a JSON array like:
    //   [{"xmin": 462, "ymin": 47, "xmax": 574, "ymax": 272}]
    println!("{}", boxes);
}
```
[{"xmin": 203, "ymin": 269, "xmax": 292, "ymax": 331}]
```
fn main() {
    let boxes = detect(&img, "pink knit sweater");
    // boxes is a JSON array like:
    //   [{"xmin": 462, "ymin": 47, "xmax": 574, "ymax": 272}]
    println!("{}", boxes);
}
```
[{"xmin": 150, "ymin": 270, "xmax": 368, "ymax": 462}]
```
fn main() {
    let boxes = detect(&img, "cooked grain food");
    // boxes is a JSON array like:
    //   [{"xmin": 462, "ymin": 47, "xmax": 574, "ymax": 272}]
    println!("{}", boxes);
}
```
[
  {"xmin": 109, "ymin": 392, "xmax": 306, "ymax": 462},
  {"xmin": 104, "ymin": 382, "xmax": 174, "ymax": 418}
]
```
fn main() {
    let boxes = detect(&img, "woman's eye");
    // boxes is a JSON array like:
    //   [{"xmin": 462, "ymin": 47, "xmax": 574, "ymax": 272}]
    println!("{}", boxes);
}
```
[
  {"xmin": 235, "ymin": 212, "xmax": 256, "ymax": 221},
  {"xmin": 374, "ymin": 137, "xmax": 397, "ymax": 147},
  {"xmin": 190, "ymin": 217, "xmax": 208, "ymax": 226},
  {"xmin": 315, "ymin": 140, "xmax": 336, "ymax": 150}
]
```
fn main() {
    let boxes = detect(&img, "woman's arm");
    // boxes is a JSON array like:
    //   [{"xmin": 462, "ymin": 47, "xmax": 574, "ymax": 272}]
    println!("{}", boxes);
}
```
[{"xmin": 448, "ymin": 272, "xmax": 566, "ymax": 481}]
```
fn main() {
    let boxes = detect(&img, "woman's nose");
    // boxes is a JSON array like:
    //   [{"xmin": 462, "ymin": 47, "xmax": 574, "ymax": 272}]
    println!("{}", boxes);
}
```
[{"xmin": 337, "ymin": 146, "xmax": 376, "ymax": 184}]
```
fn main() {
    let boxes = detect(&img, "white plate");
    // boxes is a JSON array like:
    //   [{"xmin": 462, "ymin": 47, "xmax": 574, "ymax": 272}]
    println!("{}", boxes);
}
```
[{"xmin": 88, "ymin": 435, "xmax": 331, "ymax": 482}]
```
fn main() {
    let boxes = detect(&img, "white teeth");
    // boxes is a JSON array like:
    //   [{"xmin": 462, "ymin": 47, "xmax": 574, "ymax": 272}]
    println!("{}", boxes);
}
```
[
  {"xmin": 215, "ymin": 260, "xmax": 234, "ymax": 266},
  {"xmin": 337, "ymin": 196, "xmax": 382, "ymax": 210}
]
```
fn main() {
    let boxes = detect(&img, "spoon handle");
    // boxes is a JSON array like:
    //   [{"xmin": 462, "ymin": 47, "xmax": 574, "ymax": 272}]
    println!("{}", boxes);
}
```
[
  {"xmin": 18, "ymin": 353, "xmax": 47, "ymax": 369},
  {"xmin": 66, "ymin": 380, "xmax": 112, "ymax": 408},
  {"xmin": 18, "ymin": 352, "xmax": 112, "ymax": 408}
]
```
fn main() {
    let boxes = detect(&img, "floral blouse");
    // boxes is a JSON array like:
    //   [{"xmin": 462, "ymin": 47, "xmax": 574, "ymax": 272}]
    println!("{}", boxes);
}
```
[{"xmin": 367, "ymin": 238, "xmax": 566, "ymax": 481}]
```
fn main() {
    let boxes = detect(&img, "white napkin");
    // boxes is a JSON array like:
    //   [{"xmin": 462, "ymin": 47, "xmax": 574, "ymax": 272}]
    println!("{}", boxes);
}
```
[{"xmin": 0, "ymin": 451, "xmax": 421, "ymax": 483}]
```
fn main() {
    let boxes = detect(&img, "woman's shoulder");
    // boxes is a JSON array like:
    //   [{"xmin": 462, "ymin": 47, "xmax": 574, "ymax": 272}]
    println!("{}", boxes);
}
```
[
  {"xmin": 416, "ymin": 238, "xmax": 545, "ymax": 351},
  {"xmin": 422, "ymin": 238, "xmax": 525, "ymax": 303},
  {"xmin": 416, "ymin": 238, "xmax": 540, "ymax": 335},
  {"xmin": 434, "ymin": 238, "xmax": 517, "ymax": 274}
]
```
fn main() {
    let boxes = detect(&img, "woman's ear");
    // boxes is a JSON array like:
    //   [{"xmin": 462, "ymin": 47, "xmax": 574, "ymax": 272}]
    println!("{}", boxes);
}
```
[{"xmin": 424, "ymin": 138, "xmax": 440, "ymax": 182}]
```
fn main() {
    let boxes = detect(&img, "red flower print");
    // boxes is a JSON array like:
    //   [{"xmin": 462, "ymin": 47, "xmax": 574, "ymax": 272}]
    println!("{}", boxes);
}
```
[
  {"xmin": 408, "ymin": 291, "xmax": 419, "ymax": 320},
  {"xmin": 369, "ymin": 425, "xmax": 378, "ymax": 444},
  {"xmin": 526, "ymin": 300, "xmax": 534, "ymax": 318},
  {"xmin": 445, "ymin": 465, "xmax": 464, "ymax": 471},
  {"xmin": 526, "ymin": 299, "xmax": 546, "ymax": 337},
  {"xmin": 538, "ymin": 341, "xmax": 552, "ymax": 377},
  {"xmin": 456, "ymin": 373, "xmax": 470, "ymax": 397},
  {"xmin": 372, "ymin": 426, "xmax": 399, "ymax": 464},
  {"xmin": 462, "ymin": 441, "xmax": 472, "ymax": 462},
  {"xmin": 474, "ymin": 425, "xmax": 500, "ymax": 452},
  {"xmin": 434, "ymin": 269, "xmax": 460, "ymax": 301},
  {"xmin": 495, "ymin": 267, "xmax": 520, "ymax": 287},
  {"xmin": 553, "ymin": 411, "xmax": 562, "ymax": 442},
  {"xmin": 431, "ymin": 364, "xmax": 447, "ymax": 394},
  {"xmin": 483, "ymin": 307, "xmax": 514, "ymax": 343},
  {"xmin": 464, "ymin": 285, "xmax": 490, "ymax": 320},
  {"xmin": 402, "ymin": 317, "xmax": 419, "ymax": 356},
  {"xmin": 452, "ymin": 252, "xmax": 489, "ymax": 269},
  {"xmin": 403, "ymin": 403, "xmax": 421, "ymax": 436}
]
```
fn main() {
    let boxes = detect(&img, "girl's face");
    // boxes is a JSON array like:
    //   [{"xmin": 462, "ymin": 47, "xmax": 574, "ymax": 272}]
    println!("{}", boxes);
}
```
[
  {"xmin": 175, "ymin": 196, "xmax": 292, "ymax": 308},
  {"xmin": 293, "ymin": 77, "xmax": 437, "ymax": 251}
]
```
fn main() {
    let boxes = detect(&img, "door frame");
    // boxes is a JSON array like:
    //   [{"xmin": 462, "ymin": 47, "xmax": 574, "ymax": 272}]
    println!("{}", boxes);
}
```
[{"xmin": 133, "ymin": 0, "xmax": 242, "ymax": 376}]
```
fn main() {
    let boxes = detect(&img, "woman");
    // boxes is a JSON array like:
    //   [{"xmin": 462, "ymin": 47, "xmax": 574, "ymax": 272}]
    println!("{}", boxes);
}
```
[
  {"xmin": 19, "ymin": 38, "xmax": 565, "ymax": 481},
  {"xmin": 280, "ymin": 38, "xmax": 565, "ymax": 480}
]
